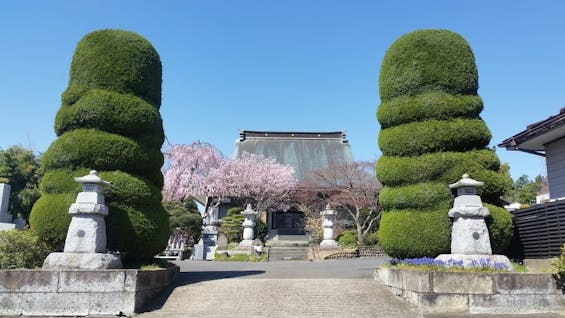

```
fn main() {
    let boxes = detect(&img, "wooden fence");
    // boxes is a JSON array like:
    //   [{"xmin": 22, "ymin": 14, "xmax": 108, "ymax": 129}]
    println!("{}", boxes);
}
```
[{"xmin": 512, "ymin": 200, "xmax": 565, "ymax": 258}]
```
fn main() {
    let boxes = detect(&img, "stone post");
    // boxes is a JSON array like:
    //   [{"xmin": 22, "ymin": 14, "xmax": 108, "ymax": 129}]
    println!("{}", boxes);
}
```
[
  {"xmin": 239, "ymin": 204, "xmax": 257, "ymax": 247},
  {"xmin": 43, "ymin": 170, "xmax": 122, "ymax": 269},
  {"xmin": 320, "ymin": 204, "xmax": 338, "ymax": 248},
  {"xmin": 0, "ymin": 184, "xmax": 15, "ymax": 230},
  {"xmin": 436, "ymin": 174, "xmax": 512, "ymax": 270}
]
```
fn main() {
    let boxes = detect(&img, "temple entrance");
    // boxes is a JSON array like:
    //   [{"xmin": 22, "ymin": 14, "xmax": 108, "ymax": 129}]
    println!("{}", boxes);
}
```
[{"xmin": 270, "ymin": 210, "xmax": 305, "ymax": 235}]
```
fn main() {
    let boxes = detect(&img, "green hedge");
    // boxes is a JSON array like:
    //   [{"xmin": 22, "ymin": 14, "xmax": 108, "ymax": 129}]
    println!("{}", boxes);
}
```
[
  {"xmin": 29, "ymin": 193, "xmax": 75, "ymax": 251},
  {"xmin": 106, "ymin": 202, "xmax": 169, "ymax": 260},
  {"xmin": 485, "ymin": 204, "xmax": 514, "ymax": 255},
  {"xmin": 379, "ymin": 182, "xmax": 452, "ymax": 211},
  {"xmin": 379, "ymin": 29, "xmax": 478, "ymax": 101},
  {"xmin": 0, "ymin": 230, "xmax": 51, "ymax": 269},
  {"xmin": 376, "ymin": 150, "xmax": 500, "ymax": 186},
  {"xmin": 55, "ymin": 89, "xmax": 163, "ymax": 137},
  {"xmin": 377, "ymin": 92, "xmax": 483, "ymax": 129},
  {"xmin": 99, "ymin": 171, "xmax": 162, "ymax": 206},
  {"xmin": 378, "ymin": 209, "xmax": 451, "ymax": 258},
  {"xmin": 379, "ymin": 119, "xmax": 491, "ymax": 157},
  {"xmin": 42, "ymin": 129, "xmax": 163, "ymax": 178},
  {"xmin": 39, "ymin": 168, "xmax": 89, "ymax": 194},
  {"xmin": 66, "ymin": 29, "xmax": 162, "ymax": 108}
]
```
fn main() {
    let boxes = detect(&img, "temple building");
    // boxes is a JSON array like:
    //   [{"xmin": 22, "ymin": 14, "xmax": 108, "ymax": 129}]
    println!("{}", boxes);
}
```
[{"xmin": 233, "ymin": 130, "xmax": 354, "ymax": 239}]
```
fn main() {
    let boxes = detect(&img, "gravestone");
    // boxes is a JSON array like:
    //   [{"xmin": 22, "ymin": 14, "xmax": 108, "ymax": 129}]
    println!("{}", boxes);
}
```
[
  {"xmin": 217, "ymin": 234, "xmax": 228, "ymax": 249},
  {"xmin": 43, "ymin": 170, "xmax": 122, "ymax": 269},
  {"xmin": 0, "ymin": 184, "xmax": 15, "ymax": 230}
]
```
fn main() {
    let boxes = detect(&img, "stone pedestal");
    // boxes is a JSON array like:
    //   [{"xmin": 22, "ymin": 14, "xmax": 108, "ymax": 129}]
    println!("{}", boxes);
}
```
[
  {"xmin": 320, "ymin": 204, "xmax": 338, "ymax": 248},
  {"xmin": 43, "ymin": 171, "xmax": 121, "ymax": 270},
  {"xmin": 239, "ymin": 204, "xmax": 257, "ymax": 247}
]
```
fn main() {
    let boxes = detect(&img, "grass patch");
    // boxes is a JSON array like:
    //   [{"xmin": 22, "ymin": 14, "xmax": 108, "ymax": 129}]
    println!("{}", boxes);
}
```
[
  {"xmin": 214, "ymin": 252, "xmax": 267, "ymax": 262},
  {"xmin": 123, "ymin": 258, "xmax": 175, "ymax": 270}
]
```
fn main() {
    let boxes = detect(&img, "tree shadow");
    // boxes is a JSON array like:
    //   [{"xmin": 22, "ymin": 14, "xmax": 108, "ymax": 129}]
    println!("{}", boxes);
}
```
[{"xmin": 138, "ymin": 270, "xmax": 265, "ymax": 313}]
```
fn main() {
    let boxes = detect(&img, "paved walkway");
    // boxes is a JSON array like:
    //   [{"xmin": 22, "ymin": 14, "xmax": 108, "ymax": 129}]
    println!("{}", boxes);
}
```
[{"xmin": 138, "ymin": 258, "xmax": 563, "ymax": 318}]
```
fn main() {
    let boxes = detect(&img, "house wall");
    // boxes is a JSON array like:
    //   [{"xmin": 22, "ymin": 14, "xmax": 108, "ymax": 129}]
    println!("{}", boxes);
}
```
[{"xmin": 545, "ymin": 137, "xmax": 565, "ymax": 199}]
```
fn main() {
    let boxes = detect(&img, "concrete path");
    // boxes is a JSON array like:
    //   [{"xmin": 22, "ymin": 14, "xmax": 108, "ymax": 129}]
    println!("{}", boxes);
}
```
[{"xmin": 137, "ymin": 258, "xmax": 563, "ymax": 318}]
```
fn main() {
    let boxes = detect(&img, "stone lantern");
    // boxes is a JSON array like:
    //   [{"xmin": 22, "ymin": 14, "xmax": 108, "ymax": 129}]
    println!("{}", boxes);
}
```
[
  {"xmin": 239, "ymin": 204, "xmax": 257, "ymax": 247},
  {"xmin": 43, "ymin": 170, "xmax": 122, "ymax": 269},
  {"xmin": 436, "ymin": 174, "xmax": 512, "ymax": 270},
  {"xmin": 320, "ymin": 204, "xmax": 338, "ymax": 248}
]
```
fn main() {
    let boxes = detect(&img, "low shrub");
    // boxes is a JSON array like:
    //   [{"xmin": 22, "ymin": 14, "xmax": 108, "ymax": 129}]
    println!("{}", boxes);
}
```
[
  {"xmin": 379, "ymin": 119, "xmax": 491, "ymax": 157},
  {"xmin": 29, "ymin": 193, "xmax": 75, "ymax": 251},
  {"xmin": 337, "ymin": 230, "xmax": 358, "ymax": 248},
  {"xmin": 379, "ymin": 209, "xmax": 451, "ymax": 258},
  {"xmin": 0, "ymin": 230, "xmax": 51, "ymax": 269},
  {"xmin": 362, "ymin": 231, "xmax": 379, "ymax": 246},
  {"xmin": 378, "ymin": 92, "xmax": 483, "ymax": 128}
]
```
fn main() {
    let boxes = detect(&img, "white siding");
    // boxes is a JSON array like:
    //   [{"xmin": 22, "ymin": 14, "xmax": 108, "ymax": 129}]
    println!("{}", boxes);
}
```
[{"xmin": 546, "ymin": 137, "xmax": 565, "ymax": 199}]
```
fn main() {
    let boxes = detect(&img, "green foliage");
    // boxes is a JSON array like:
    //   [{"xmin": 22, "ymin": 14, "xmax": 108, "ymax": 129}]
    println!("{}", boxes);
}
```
[
  {"xmin": 42, "ymin": 129, "xmax": 163, "ymax": 178},
  {"xmin": 552, "ymin": 244, "xmax": 565, "ymax": 277},
  {"xmin": 377, "ymin": 92, "xmax": 483, "ymax": 129},
  {"xmin": 0, "ymin": 146, "xmax": 42, "ymax": 221},
  {"xmin": 221, "ymin": 207, "xmax": 244, "ymax": 243},
  {"xmin": 214, "ymin": 252, "xmax": 268, "ymax": 262},
  {"xmin": 379, "ymin": 209, "xmax": 451, "ymax": 258},
  {"xmin": 29, "ymin": 193, "xmax": 75, "ymax": 251},
  {"xmin": 505, "ymin": 174, "xmax": 544, "ymax": 204},
  {"xmin": 337, "ymin": 230, "xmax": 358, "ymax": 248},
  {"xmin": 379, "ymin": 29, "xmax": 478, "ymax": 101},
  {"xmin": 0, "ymin": 230, "xmax": 51, "ymax": 269},
  {"xmin": 164, "ymin": 200, "xmax": 202, "ymax": 242},
  {"xmin": 66, "ymin": 29, "xmax": 162, "ymax": 108},
  {"xmin": 254, "ymin": 219, "xmax": 268, "ymax": 242},
  {"xmin": 379, "ymin": 182, "xmax": 452, "ymax": 211},
  {"xmin": 362, "ymin": 231, "xmax": 380, "ymax": 246},
  {"xmin": 485, "ymin": 204, "xmax": 514, "ymax": 255},
  {"xmin": 55, "ymin": 89, "xmax": 164, "ymax": 142},
  {"xmin": 30, "ymin": 29, "xmax": 168, "ymax": 260},
  {"xmin": 379, "ymin": 119, "xmax": 491, "ymax": 157},
  {"xmin": 106, "ymin": 202, "xmax": 169, "ymax": 260},
  {"xmin": 376, "ymin": 30, "xmax": 511, "ymax": 258}
]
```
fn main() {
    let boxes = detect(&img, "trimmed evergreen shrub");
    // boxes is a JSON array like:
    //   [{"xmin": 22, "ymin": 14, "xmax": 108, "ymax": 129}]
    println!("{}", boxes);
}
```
[
  {"xmin": 485, "ymin": 204, "xmax": 514, "ymax": 254},
  {"xmin": 376, "ymin": 29, "xmax": 512, "ymax": 258},
  {"xmin": 379, "ymin": 29, "xmax": 478, "ymax": 101},
  {"xmin": 379, "ymin": 182, "xmax": 452, "ymax": 211},
  {"xmin": 378, "ymin": 209, "xmax": 451, "ymax": 258},
  {"xmin": 377, "ymin": 92, "xmax": 483, "ymax": 129},
  {"xmin": 66, "ymin": 29, "xmax": 162, "ymax": 107},
  {"xmin": 337, "ymin": 230, "xmax": 358, "ymax": 248},
  {"xmin": 378, "ymin": 119, "xmax": 491, "ymax": 157},
  {"xmin": 0, "ymin": 230, "xmax": 50, "ymax": 269},
  {"xmin": 29, "ymin": 29, "xmax": 168, "ymax": 260}
]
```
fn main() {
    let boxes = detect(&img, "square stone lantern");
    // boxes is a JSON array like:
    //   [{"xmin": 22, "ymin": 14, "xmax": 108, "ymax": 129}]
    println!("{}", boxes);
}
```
[
  {"xmin": 43, "ymin": 170, "xmax": 122, "ymax": 269},
  {"xmin": 320, "ymin": 204, "xmax": 338, "ymax": 248},
  {"xmin": 436, "ymin": 174, "xmax": 512, "ymax": 270}
]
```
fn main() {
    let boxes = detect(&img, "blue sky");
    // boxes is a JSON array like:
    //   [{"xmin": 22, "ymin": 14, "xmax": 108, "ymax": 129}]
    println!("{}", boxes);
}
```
[{"xmin": 1, "ymin": 1, "xmax": 562, "ymax": 180}]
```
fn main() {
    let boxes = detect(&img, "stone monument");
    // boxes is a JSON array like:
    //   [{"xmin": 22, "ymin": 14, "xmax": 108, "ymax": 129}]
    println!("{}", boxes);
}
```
[
  {"xmin": 43, "ymin": 170, "xmax": 122, "ymax": 269},
  {"xmin": 436, "ymin": 174, "xmax": 512, "ymax": 270},
  {"xmin": 193, "ymin": 203, "xmax": 219, "ymax": 260},
  {"xmin": 239, "ymin": 204, "xmax": 257, "ymax": 247},
  {"xmin": 320, "ymin": 204, "xmax": 338, "ymax": 248},
  {"xmin": 0, "ymin": 183, "xmax": 15, "ymax": 230}
]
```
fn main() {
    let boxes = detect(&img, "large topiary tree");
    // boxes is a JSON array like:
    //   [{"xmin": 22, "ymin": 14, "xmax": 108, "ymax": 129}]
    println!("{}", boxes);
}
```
[
  {"xmin": 29, "ymin": 29, "xmax": 169, "ymax": 260},
  {"xmin": 376, "ymin": 29, "xmax": 512, "ymax": 259}
]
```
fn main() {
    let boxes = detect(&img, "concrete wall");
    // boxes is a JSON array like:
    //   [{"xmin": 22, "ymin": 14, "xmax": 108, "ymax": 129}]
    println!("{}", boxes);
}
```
[
  {"xmin": 375, "ymin": 267, "xmax": 565, "ymax": 314},
  {"xmin": 0, "ymin": 266, "xmax": 178, "ymax": 316}
]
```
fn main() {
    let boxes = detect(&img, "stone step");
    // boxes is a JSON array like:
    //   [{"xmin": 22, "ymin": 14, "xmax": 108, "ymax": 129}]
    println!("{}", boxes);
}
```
[{"xmin": 269, "ymin": 246, "xmax": 309, "ymax": 261}]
